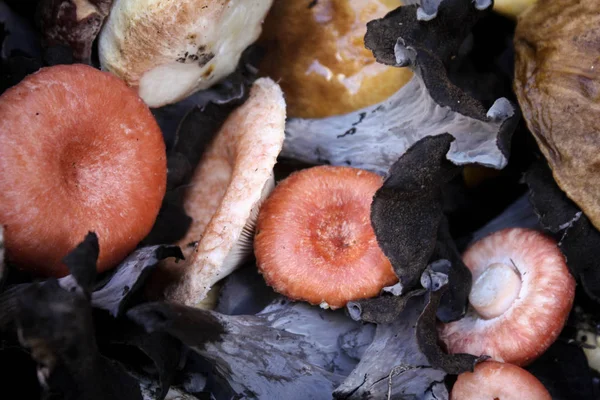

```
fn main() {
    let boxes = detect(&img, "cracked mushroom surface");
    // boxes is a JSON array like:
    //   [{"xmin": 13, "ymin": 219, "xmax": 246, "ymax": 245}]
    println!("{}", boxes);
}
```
[
  {"xmin": 440, "ymin": 228, "xmax": 575, "ymax": 366},
  {"xmin": 514, "ymin": 0, "xmax": 600, "ymax": 231},
  {"xmin": 98, "ymin": 0, "xmax": 274, "ymax": 107},
  {"xmin": 160, "ymin": 77, "xmax": 285, "ymax": 306}
]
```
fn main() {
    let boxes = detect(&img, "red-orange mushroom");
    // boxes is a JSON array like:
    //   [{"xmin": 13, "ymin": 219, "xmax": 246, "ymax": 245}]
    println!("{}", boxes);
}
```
[
  {"xmin": 440, "ymin": 228, "xmax": 575, "ymax": 366},
  {"xmin": 0, "ymin": 64, "xmax": 166, "ymax": 277},
  {"xmin": 254, "ymin": 165, "xmax": 398, "ymax": 309},
  {"xmin": 451, "ymin": 361, "xmax": 551, "ymax": 400}
]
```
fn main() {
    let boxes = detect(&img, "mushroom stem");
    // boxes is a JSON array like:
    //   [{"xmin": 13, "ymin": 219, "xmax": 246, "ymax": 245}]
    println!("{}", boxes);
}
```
[{"xmin": 469, "ymin": 262, "xmax": 522, "ymax": 319}]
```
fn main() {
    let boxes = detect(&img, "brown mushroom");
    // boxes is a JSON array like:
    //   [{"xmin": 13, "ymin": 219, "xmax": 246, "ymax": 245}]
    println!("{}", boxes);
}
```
[
  {"xmin": 451, "ymin": 361, "xmax": 551, "ymax": 400},
  {"xmin": 440, "ymin": 228, "xmax": 575, "ymax": 366},
  {"xmin": 254, "ymin": 165, "xmax": 398, "ymax": 309},
  {"xmin": 514, "ymin": 0, "xmax": 600, "ymax": 230}
]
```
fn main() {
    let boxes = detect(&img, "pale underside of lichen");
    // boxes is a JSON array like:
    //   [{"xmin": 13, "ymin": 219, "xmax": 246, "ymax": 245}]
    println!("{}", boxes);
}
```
[{"xmin": 282, "ymin": 73, "xmax": 513, "ymax": 176}]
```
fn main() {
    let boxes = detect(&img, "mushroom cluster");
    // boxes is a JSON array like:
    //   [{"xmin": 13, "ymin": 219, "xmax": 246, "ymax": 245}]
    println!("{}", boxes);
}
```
[{"xmin": 0, "ymin": 0, "xmax": 591, "ymax": 398}]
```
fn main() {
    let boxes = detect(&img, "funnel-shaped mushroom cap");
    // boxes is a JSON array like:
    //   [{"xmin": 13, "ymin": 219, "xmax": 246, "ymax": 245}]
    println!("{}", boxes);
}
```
[
  {"xmin": 98, "ymin": 0, "xmax": 274, "ymax": 108},
  {"xmin": 162, "ymin": 78, "xmax": 285, "ymax": 306}
]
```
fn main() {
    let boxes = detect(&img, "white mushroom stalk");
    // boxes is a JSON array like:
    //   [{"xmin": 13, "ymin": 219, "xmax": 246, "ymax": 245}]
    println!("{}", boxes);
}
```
[
  {"xmin": 98, "ymin": 0, "xmax": 274, "ymax": 108},
  {"xmin": 162, "ymin": 78, "xmax": 286, "ymax": 306}
]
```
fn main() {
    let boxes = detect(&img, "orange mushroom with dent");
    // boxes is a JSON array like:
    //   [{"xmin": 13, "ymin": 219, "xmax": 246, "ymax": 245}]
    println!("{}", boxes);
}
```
[
  {"xmin": 254, "ymin": 165, "xmax": 398, "ymax": 309},
  {"xmin": 259, "ymin": 0, "xmax": 412, "ymax": 119},
  {"xmin": 451, "ymin": 361, "xmax": 551, "ymax": 400},
  {"xmin": 0, "ymin": 64, "xmax": 166, "ymax": 277},
  {"xmin": 440, "ymin": 228, "xmax": 575, "ymax": 366}
]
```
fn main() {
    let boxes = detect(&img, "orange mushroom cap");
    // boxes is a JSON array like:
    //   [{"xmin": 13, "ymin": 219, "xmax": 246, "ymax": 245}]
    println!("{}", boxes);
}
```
[
  {"xmin": 254, "ymin": 165, "xmax": 398, "ymax": 309},
  {"xmin": 451, "ymin": 361, "xmax": 551, "ymax": 400},
  {"xmin": 0, "ymin": 64, "xmax": 166, "ymax": 277},
  {"xmin": 440, "ymin": 228, "xmax": 575, "ymax": 366}
]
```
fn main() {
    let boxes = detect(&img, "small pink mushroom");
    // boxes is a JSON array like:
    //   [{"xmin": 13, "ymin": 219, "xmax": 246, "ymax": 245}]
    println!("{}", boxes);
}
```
[
  {"xmin": 451, "ymin": 361, "xmax": 551, "ymax": 400},
  {"xmin": 440, "ymin": 228, "xmax": 575, "ymax": 366}
]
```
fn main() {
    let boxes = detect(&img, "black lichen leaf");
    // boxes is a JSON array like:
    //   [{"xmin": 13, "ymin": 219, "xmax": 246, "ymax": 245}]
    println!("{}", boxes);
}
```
[
  {"xmin": 524, "ymin": 161, "xmax": 581, "ymax": 233},
  {"xmin": 524, "ymin": 161, "xmax": 600, "ymax": 302},
  {"xmin": 16, "ymin": 280, "xmax": 142, "ymax": 400},
  {"xmin": 128, "ymin": 300, "xmax": 362, "ymax": 399},
  {"xmin": 90, "ymin": 245, "xmax": 183, "ymax": 317},
  {"xmin": 37, "ymin": 0, "xmax": 114, "ymax": 64},
  {"xmin": 215, "ymin": 263, "xmax": 279, "ymax": 316},
  {"xmin": 416, "ymin": 281, "xmax": 484, "ymax": 375},
  {"xmin": 97, "ymin": 315, "xmax": 183, "ymax": 400},
  {"xmin": 62, "ymin": 231, "xmax": 99, "ymax": 293},
  {"xmin": 0, "ymin": 225, "xmax": 5, "ymax": 289},
  {"xmin": 526, "ymin": 341, "xmax": 596, "ymax": 400},
  {"xmin": 334, "ymin": 295, "xmax": 448, "ymax": 399},
  {"xmin": 365, "ymin": 0, "xmax": 491, "ymax": 120},
  {"xmin": 142, "ymin": 192, "xmax": 193, "ymax": 245},
  {"xmin": 0, "ymin": 283, "xmax": 29, "ymax": 331},
  {"xmin": 371, "ymin": 134, "xmax": 460, "ymax": 290},
  {"xmin": 0, "ymin": 1, "xmax": 43, "ymax": 94},
  {"xmin": 432, "ymin": 219, "xmax": 472, "ymax": 322},
  {"xmin": 346, "ymin": 288, "xmax": 425, "ymax": 324}
]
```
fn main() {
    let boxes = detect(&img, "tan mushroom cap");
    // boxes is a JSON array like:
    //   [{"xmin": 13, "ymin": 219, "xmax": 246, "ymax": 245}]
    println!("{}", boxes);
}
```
[
  {"xmin": 451, "ymin": 361, "xmax": 551, "ymax": 400},
  {"xmin": 514, "ymin": 0, "xmax": 600, "ymax": 231},
  {"xmin": 98, "ymin": 0, "xmax": 274, "ymax": 108},
  {"xmin": 160, "ymin": 77, "xmax": 286, "ymax": 306}
]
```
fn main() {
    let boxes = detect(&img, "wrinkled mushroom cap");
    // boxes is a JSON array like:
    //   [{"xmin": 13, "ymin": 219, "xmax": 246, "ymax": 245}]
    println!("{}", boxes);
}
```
[
  {"xmin": 99, "ymin": 0, "xmax": 273, "ymax": 107},
  {"xmin": 514, "ymin": 0, "xmax": 600, "ymax": 231},
  {"xmin": 161, "ymin": 77, "xmax": 285, "ymax": 306}
]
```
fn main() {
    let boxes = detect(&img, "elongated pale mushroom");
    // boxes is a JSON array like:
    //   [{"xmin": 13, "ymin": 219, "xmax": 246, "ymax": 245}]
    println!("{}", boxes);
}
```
[
  {"xmin": 159, "ymin": 78, "xmax": 285, "ymax": 306},
  {"xmin": 98, "ymin": 0, "xmax": 274, "ymax": 107}
]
